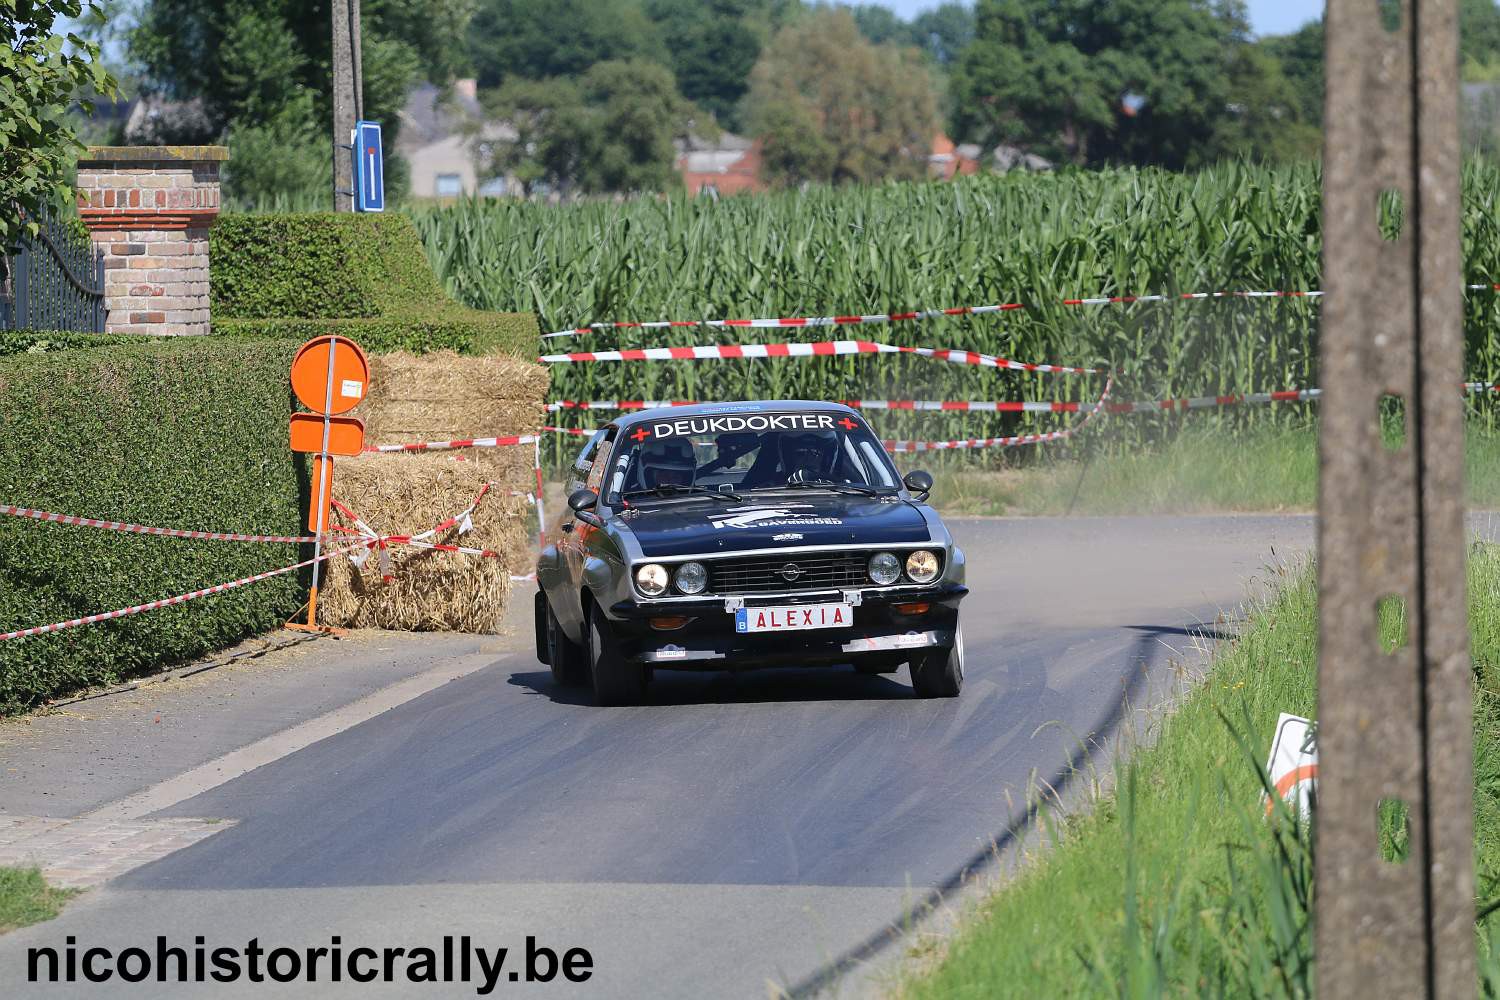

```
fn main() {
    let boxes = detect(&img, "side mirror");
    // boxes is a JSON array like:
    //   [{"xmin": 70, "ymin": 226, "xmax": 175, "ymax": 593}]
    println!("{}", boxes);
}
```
[
  {"xmin": 902, "ymin": 470, "xmax": 933, "ymax": 499},
  {"xmin": 568, "ymin": 488, "xmax": 603, "ymax": 527}
]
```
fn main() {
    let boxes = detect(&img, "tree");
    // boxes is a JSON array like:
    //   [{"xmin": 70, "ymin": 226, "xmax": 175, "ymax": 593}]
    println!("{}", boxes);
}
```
[
  {"xmin": 1212, "ymin": 42, "xmax": 1320, "ymax": 162},
  {"xmin": 643, "ymin": 0, "xmax": 766, "ymax": 130},
  {"xmin": 950, "ymin": 0, "xmax": 1248, "ymax": 169},
  {"xmin": 1259, "ymin": 19, "xmax": 1323, "ymax": 129},
  {"xmin": 849, "ymin": 4, "xmax": 908, "ymax": 46},
  {"xmin": 948, "ymin": 0, "xmax": 1111, "ymax": 166},
  {"xmin": 475, "ymin": 60, "xmax": 698, "ymax": 195},
  {"xmin": 910, "ymin": 3, "xmax": 975, "ymax": 67},
  {"xmin": 475, "ymin": 77, "xmax": 582, "ymax": 196},
  {"xmin": 847, "ymin": 3, "xmax": 974, "ymax": 66},
  {"xmin": 129, "ymin": 0, "xmax": 471, "ymax": 203},
  {"xmin": 467, "ymin": 0, "xmax": 662, "ymax": 89},
  {"xmin": 2, "ymin": 0, "xmax": 116, "ymax": 252},
  {"xmin": 746, "ymin": 8, "xmax": 937, "ymax": 186}
]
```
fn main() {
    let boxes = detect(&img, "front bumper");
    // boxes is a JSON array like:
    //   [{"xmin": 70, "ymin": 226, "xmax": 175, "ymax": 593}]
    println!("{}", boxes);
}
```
[{"xmin": 605, "ymin": 584, "xmax": 967, "ymax": 669}]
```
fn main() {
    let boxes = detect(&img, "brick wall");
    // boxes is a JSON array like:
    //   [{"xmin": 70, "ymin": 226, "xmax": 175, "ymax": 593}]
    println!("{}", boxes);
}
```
[{"xmin": 75, "ymin": 147, "xmax": 227, "ymax": 336}]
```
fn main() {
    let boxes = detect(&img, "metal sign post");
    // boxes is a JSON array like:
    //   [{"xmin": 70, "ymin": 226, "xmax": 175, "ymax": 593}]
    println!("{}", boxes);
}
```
[
  {"xmin": 286, "ymin": 336, "xmax": 371, "ymax": 634},
  {"xmin": 1319, "ymin": 0, "xmax": 1474, "ymax": 994}
]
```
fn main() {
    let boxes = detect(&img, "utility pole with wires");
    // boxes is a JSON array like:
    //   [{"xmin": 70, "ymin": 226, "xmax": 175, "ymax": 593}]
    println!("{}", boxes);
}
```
[
  {"xmin": 1318, "ymin": 0, "xmax": 1474, "ymax": 995},
  {"xmin": 331, "ymin": 0, "xmax": 364, "ymax": 212}
]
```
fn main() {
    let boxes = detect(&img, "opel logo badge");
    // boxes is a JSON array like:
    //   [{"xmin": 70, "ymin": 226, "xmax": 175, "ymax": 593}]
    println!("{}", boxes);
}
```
[{"xmin": 780, "ymin": 563, "xmax": 803, "ymax": 582}]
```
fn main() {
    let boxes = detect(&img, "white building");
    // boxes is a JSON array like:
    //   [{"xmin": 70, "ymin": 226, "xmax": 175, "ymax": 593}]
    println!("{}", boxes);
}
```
[{"xmin": 397, "ymin": 80, "xmax": 518, "ymax": 199}]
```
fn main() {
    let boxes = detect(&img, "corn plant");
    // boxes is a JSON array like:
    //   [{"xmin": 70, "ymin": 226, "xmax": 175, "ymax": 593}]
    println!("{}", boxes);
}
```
[{"xmin": 405, "ymin": 160, "xmax": 1500, "ymax": 464}]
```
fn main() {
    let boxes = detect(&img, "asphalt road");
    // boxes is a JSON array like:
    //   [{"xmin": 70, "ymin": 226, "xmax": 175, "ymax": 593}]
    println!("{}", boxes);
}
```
[{"xmin": 0, "ymin": 515, "xmax": 1324, "ymax": 998}]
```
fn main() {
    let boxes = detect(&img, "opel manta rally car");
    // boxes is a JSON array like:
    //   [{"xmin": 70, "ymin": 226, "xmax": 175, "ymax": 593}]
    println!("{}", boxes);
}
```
[{"xmin": 534, "ymin": 401, "xmax": 968, "ymax": 705}]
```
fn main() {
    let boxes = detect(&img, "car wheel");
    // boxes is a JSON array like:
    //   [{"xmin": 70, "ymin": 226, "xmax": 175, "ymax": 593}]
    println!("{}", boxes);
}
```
[
  {"xmin": 545, "ymin": 598, "xmax": 588, "ymax": 687},
  {"xmin": 910, "ymin": 625, "xmax": 965, "ymax": 698},
  {"xmin": 588, "ymin": 606, "xmax": 647, "ymax": 706}
]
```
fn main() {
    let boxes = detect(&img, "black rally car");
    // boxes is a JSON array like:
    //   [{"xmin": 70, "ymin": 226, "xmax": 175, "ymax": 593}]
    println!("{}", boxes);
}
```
[{"xmin": 534, "ymin": 401, "xmax": 968, "ymax": 705}]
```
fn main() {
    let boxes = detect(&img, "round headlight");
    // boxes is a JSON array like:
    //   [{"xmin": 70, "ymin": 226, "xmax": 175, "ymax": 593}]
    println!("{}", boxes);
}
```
[
  {"xmin": 868, "ymin": 551, "xmax": 901, "ymax": 586},
  {"xmin": 675, "ymin": 561, "xmax": 708, "ymax": 595},
  {"xmin": 635, "ymin": 563, "xmax": 669, "ymax": 597},
  {"xmin": 905, "ymin": 549, "xmax": 940, "ymax": 584}
]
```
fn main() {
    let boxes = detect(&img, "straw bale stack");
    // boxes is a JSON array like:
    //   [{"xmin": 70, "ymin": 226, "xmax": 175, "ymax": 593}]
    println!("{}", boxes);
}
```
[
  {"xmin": 362, "ymin": 350, "xmax": 547, "ymax": 475},
  {"xmin": 316, "ymin": 350, "xmax": 548, "ymax": 632},
  {"xmin": 318, "ymin": 452, "xmax": 535, "ymax": 632}
]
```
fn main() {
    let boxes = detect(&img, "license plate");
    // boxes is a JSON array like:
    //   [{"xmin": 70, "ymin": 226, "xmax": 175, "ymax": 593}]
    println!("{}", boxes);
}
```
[{"xmin": 735, "ymin": 603, "xmax": 853, "ymax": 634}]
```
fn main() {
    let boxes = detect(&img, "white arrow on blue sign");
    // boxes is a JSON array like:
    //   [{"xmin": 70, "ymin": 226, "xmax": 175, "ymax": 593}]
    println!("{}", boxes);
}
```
[{"xmin": 353, "ymin": 121, "xmax": 384, "ymax": 213}]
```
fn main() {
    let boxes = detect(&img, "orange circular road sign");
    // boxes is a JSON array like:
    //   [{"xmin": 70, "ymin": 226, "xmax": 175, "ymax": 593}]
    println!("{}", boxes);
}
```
[{"xmin": 290, "ymin": 336, "xmax": 371, "ymax": 415}]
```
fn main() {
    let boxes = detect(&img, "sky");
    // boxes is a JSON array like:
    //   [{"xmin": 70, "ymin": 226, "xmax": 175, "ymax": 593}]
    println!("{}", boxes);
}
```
[{"xmin": 879, "ymin": 0, "xmax": 1321, "ymax": 38}]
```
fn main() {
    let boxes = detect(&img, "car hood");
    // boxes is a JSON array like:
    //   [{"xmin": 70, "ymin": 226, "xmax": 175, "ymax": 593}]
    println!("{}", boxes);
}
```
[{"xmin": 616, "ymin": 493, "xmax": 933, "ymax": 557}]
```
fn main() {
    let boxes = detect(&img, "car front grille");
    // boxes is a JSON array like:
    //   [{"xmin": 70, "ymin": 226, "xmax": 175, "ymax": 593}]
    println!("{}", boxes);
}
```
[{"xmin": 708, "ymin": 551, "xmax": 871, "ymax": 595}]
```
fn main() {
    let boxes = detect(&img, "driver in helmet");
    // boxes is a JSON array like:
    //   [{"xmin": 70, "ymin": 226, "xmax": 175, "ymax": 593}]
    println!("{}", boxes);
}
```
[
  {"xmin": 638, "ymin": 438, "xmax": 697, "ymax": 490},
  {"xmin": 780, "ymin": 431, "xmax": 836, "ymax": 483}
]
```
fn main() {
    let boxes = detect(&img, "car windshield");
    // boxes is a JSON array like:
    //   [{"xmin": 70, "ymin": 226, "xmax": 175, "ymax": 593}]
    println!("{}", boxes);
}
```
[{"xmin": 604, "ymin": 410, "xmax": 899, "ymax": 503}]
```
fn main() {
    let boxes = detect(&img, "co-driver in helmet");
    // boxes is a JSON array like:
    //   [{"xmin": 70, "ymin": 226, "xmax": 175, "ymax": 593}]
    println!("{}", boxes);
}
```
[{"xmin": 636, "ymin": 438, "xmax": 697, "ymax": 490}]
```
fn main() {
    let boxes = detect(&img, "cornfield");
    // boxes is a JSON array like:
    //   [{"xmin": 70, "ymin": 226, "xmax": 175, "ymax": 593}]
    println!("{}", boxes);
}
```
[{"xmin": 407, "ymin": 160, "xmax": 1500, "ymax": 458}]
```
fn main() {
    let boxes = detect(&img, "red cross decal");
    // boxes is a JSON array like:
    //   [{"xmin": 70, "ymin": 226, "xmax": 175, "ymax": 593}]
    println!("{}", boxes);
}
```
[
  {"xmin": 837, "ymin": 417, "xmax": 858, "ymax": 430},
  {"xmin": 631, "ymin": 427, "xmax": 651, "ymax": 442}
]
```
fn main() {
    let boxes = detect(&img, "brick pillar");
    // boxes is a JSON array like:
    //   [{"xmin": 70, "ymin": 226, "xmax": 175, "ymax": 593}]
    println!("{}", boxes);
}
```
[{"xmin": 75, "ymin": 146, "xmax": 227, "ymax": 336}]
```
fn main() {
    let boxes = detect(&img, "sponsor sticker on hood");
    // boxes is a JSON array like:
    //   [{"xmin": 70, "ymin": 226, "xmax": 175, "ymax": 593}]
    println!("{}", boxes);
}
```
[{"xmin": 709, "ymin": 505, "xmax": 844, "ymax": 530}]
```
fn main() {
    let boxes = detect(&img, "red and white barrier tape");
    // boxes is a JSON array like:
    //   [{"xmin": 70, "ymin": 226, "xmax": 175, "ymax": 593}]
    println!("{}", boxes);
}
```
[
  {"xmin": 883, "ymin": 376, "xmax": 1116, "ymax": 453},
  {"xmin": 364, "ymin": 433, "xmax": 540, "ymax": 454},
  {"xmin": 539, "ymin": 339, "xmax": 1099, "ymax": 375},
  {"xmin": 540, "ymin": 290, "xmax": 1335, "ymax": 340},
  {"xmin": 540, "ymin": 282, "xmax": 1500, "ymax": 341},
  {"xmin": 0, "ymin": 505, "xmax": 318, "ymax": 544},
  {"xmin": 332, "ymin": 481, "xmax": 543, "ymax": 581},
  {"xmin": 0, "ymin": 544, "xmax": 371, "ymax": 642},
  {"xmin": 547, "ymin": 400, "xmax": 695, "ymax": 412}
]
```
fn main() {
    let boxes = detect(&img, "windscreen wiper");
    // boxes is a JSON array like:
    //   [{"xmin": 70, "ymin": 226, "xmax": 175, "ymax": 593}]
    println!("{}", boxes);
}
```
[
  {"xmin": 622, "ymin": 484, "xmax": 743, "ymax": 502},
  {"xmin": 777, "ymin": 479, "xmax": 894, "ymax": 497}
]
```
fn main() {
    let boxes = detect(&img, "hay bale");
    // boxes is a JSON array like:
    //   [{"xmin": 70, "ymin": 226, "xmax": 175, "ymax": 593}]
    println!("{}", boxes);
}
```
[
  {"xmin": 363, "ymin": 350, "xmax": 548, "ymax": 447},
  {"xmin": 318, "ymin": 452, "xmax": 536, "ymax": 632}
]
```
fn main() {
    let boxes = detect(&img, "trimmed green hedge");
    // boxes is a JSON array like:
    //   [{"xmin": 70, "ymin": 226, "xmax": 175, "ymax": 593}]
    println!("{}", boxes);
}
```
[
  {"xmin": 0, "ymin": 338, "xmax": 305, "ymax": 713},
  {"xmin": 210, "ymin": 213, "xmax": 538, "ymax": 357},
  {"xmin": 0, "ymin": 330, "xmax": 153, "ymax": 357},
  {"xmin": 213, "ymin": 312, "xmax": 537, "ymax": 356}
]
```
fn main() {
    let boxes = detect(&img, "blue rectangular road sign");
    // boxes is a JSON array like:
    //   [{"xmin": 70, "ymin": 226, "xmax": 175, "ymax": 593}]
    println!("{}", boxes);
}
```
[{"xmin": 353, "ymin": 121, "xmax": 384, "ymax": 213}]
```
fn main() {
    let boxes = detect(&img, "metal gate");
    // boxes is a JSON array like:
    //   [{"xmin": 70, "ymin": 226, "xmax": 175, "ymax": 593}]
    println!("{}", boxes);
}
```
[{"xmin": 0, "ymin": 208, "xmax": 105, "ymax": 333}]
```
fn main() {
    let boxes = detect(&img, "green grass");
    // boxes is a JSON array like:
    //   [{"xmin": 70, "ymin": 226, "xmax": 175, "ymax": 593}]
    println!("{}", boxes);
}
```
[
  {"xmin": 900, "ymin": 545, "xmax": 1500, "ymax": 997},
  {"xmin": 0, "ymin": 867, "xmax": 76, "ymax": 934},
  {"xmin": 927, "ymin": 420, "xmax": 1500, "ymax": 517}
]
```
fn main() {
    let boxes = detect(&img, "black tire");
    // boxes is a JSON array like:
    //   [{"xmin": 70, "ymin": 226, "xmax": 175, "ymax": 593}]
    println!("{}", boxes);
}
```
[
  {"xmin": 910, "ymin": 626, "xmax": 965, "ymax": 698},
  {"xmin": 588, "ymin": 606, "xmax": 647, "ymax": 706},
  {"xmin": 545, "ymin": 598, "xmax": 589, "ymax": 687},
  {"xmin": 854, "ymin": 656, "xmax": 902, "ymax": 675}
]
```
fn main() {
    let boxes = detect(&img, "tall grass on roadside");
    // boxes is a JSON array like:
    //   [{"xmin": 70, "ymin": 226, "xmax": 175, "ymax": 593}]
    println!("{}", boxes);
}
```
[
  {"xmin": 922, "ymin": 419, "xmax": 1500, "ymax": 517},
  {"xmin": 902, "ymin": 546, "xmax": 1500, "ymax": 998}
]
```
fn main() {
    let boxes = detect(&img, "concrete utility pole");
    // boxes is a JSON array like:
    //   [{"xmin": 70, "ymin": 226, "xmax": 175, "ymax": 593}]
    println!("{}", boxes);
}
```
[
  {"xmin": 1319, "ymin": 0, "xmax": 1474, "ymax": 995},
  {"xmin": 330, "ymin": 0, "xmax": 363, "ymax": 212}
]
